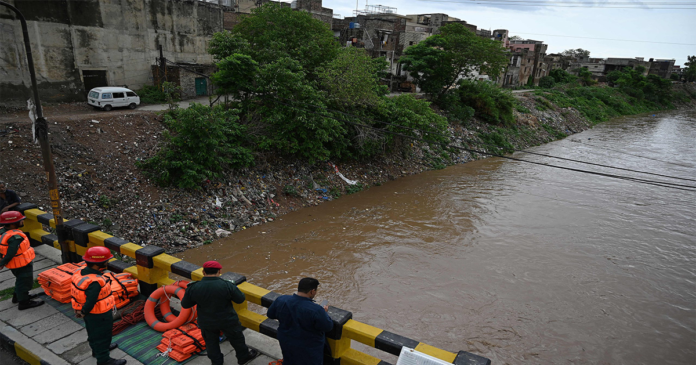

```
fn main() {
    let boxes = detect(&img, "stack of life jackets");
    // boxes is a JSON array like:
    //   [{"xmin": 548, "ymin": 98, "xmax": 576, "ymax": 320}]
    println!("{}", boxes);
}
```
[
  {"xmin": 156, "ymin": 323, "xmax": 206, "ymax": 362},
  {"xmin": 104, "ymin": 272, "xmax": 139, "ymax": 309},
  {"xmin": 38, "ymin": 262, "xmax": 87, "ymax": 303},
  {"xmin": 39, "ymin": 262, "xmax": 139, "ymax": 307}
]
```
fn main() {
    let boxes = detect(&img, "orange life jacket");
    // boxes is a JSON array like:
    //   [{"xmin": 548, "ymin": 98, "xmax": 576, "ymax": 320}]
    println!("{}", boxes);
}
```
[
  {"xmin": 0, "ymin": 229, "xmax": 35, "ymax": 269},
  {"xmin": 71, "ymin": 272, "xmax": 115, "ymax": 314}
]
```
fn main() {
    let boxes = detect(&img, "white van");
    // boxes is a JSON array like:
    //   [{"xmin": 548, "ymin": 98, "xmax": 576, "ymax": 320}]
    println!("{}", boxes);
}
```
[{"xmin": 87, "ymin": 87, "xmax": 140, "ymax": 111}]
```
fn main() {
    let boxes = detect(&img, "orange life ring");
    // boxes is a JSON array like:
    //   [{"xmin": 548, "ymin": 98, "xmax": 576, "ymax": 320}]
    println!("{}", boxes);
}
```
[
  {"xmin": 145, "ymin": 284, "xmax": 196, "ymax": 332},
  {"xmin": 158, "ymin": 281, "xmax": 196, "ymax": 324}
]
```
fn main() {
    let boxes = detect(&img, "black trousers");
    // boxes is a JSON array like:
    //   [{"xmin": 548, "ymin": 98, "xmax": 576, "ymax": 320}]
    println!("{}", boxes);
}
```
[
  {"xmin": 84, "ymin": 311, "xmax": 114, "ymax": 364},
  {"xmin": 10, "ymin": 262, "xmax": 33, "ymax": 302},
  {"xmin": 200, "ymin": 324, "xmax": 251, "ymax": 365}
]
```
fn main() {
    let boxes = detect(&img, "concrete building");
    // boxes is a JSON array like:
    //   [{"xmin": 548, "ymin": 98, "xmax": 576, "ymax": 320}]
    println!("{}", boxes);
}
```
[
  {"xmin": 604, "ymin": 57, "xmax": 651, "ymax": 75},
  {"xmin": 500, "ymin": 48, "xmax": 534, "ymax": 88},
  {"xmin": 648, "ymin": 58, "xmax": 675, "ymax": 79},
  {"xmin": 0, "ymin": 0, "xmax": 226, "ymax": 105},
  {"xmin": 509, "ymin": 39, "xmax": 548, "ymax": 86}
]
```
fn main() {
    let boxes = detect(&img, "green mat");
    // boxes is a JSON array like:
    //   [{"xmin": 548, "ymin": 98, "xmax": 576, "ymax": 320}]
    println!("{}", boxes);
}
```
[{"xmin": 41, "ymin": 294, "xmax": 200, "ymax": 364}]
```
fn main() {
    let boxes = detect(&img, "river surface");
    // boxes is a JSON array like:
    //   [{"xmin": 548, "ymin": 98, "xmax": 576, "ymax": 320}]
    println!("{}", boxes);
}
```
[{"xmin": 180, "ymin": 110, "xmax": 696, "ymax": 364}]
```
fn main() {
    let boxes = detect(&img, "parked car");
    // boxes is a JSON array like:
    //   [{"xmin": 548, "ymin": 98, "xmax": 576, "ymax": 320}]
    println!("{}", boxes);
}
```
[{"xmin": 87, "ymin": 87, "xmax": 140, "ymax": 111}]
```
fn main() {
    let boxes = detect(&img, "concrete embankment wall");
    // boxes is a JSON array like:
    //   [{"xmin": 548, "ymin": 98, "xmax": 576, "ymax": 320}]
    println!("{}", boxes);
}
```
[{"xmin": 0, "ymin": 0, "xmax": 222, "ymax": 106}]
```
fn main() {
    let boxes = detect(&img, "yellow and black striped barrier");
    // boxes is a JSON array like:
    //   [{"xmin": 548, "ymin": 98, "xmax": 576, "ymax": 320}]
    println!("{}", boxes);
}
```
[{"xmin": 17, "ymin": 203, "xmax": 490, "ymax": 365}]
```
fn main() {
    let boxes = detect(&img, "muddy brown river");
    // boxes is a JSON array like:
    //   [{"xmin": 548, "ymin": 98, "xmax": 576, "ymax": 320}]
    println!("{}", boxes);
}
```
[{"xmin": 181, "ymin": 110, "xmax": 695, "ymax": 364}]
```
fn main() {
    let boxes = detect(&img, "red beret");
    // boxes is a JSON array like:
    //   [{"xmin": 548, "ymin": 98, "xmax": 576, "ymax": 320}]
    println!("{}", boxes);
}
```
[{"xmin": 203, "ymin": 261, "xmax": 222, "ymax": 269}]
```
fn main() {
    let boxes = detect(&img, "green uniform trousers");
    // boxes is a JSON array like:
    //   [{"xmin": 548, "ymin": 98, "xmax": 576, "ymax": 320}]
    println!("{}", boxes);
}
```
[
  {"xmin": 10, "ymin": 262, "xmax": 33, "ymax": 302},
  {"xmin": 84, "ymin": 311, "xmax": 114, "ymax": 364},
  {"xmin": 200, "ymin": 324, "xmax": 251, "ymax": 365}
]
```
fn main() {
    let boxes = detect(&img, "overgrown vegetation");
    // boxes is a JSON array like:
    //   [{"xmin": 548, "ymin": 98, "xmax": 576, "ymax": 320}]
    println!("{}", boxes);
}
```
[
  {"xmin": 137, "ymin": 85, "xmax": 167, "ymax": 104},
  {"xmin": 140, "ymin": 4, "xmax": 449, "ymax": 189},
  {"xmin": 138, "ymin": 3, "xmax": 691, "ymax": 190},
  {"xmin": 448, "ymin": 80, "xmax": 516, "ymax": 126},
  {"xmin": 401, "ymin": 23, "xmax": 508, "ymax": 102},
  {"xmin": 138, "ymin": 104, "xmax": 254, "ymax": 189}
]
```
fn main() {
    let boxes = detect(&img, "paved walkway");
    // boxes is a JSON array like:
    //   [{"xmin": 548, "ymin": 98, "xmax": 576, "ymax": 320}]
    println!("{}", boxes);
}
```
[{"xmin": 0, "ymin": 246, "xmax": 281, "ymax": 365}]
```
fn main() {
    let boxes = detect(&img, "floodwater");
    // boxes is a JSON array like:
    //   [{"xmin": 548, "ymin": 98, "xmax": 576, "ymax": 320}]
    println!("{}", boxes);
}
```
[{"xmin": 181, "ymin": 110, "xmax": 696, "ymax": 364}]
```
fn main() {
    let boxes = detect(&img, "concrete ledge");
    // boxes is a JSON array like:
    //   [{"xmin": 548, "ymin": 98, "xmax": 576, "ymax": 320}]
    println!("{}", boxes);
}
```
[
  {"xmin": 34, "ymin": 246, "xmax": 63, "ymax": 265},
  {"xmin": 0, "ymin": 318, "xmax": 71, "ymax": 365}
]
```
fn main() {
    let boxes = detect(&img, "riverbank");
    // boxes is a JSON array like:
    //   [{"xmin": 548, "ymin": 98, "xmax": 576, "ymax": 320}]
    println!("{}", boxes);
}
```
[{"xmin": 1, "ymin": 84, "xmax": 694, "ymax": 253}]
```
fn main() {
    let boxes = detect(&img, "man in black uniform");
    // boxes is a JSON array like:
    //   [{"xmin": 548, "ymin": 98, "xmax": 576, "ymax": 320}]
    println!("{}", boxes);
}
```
[
  {"xmin": 181, "ymin": 261, "xmax": 259, "ymax": 365},
  {"xmin": 0, "ymin": 211, "xmax": 43, "ymax": 309},
  {"xmin": 72, "ymin": 247, "xmax": 124, "ymax": 365}
]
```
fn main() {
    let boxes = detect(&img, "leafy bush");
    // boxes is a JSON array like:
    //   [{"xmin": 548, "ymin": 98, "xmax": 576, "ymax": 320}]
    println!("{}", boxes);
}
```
[
  {"xmin": 451, "ymin": 80, "xmax": 515, "ymax": 126},
  {"xmin": 539, "ymin": 76, "xmax": 555, "ymax": 89},
  {"xmin": 138, "ymin": 104, "xmax": 254, "ymax": 189},
  {"xmin": 549, "ymin": 69, "xmax": 576, "ymax": 84},
  {"xmin": 478, "ymin": 129, "xmax": 514, "ymax": 154},
  {"xmin": 137, "ymin": 85, "xmax": 167, "ymax": 104}
]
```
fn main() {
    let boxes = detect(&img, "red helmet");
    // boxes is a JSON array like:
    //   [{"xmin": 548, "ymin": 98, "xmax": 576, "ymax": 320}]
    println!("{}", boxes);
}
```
[
  {"xmin": 0, "ymin": 211, "xmax": 25, "ymax": 225},
  {"xmin": 83, "ymin": 246, "xmax": 113, "ymax": 263}
]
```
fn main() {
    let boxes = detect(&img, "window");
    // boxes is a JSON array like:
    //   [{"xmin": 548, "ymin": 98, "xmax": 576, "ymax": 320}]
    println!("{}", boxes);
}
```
[
  {"xmin": 102, "ymin": 93, "xmax": 112, "ymax": 99},
  {"xmin": 113, "ymin": 92, "xmax": 125, "ymax": 98},
  {"xmin": 126, "ymin": 92, "xmax": 136, "ymax": 97},
  {"xmin": 409, "ymin": 41, "xmax": 414, "ymax": 45},
  {"xmin": 88, "ymin": 91, "xmax": 99, "ymax": 99}
]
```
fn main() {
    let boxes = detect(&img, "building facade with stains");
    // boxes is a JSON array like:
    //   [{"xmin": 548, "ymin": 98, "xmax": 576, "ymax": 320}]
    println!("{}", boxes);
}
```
[{"xmin": 0, "ymin": 0, "xmax": 224, "ymax": 106}]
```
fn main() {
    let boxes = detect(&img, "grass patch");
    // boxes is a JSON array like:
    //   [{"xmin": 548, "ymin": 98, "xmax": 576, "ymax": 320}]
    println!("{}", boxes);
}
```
[
  {"xmin": 541, "ymin": 124, "xmax": 568, "ymax": 139},
  {"xmin": 478, "ymin": 128, "xmax": 515, "ymax": 155},
  {"xmin": 536, "ymin": 87, "xmax": 673, "ymax": 125},
  {"xmin": 0, "ymin": 280, "xmax": 41, "ymax": 302}
]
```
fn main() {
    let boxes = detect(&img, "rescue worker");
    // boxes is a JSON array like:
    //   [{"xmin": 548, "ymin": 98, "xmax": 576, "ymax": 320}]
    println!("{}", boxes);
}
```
[
  {"xmin": 181, "ymin": 261, "xmax": 259, "ymax": 365},
  {"xmin": 0, "ymin": 211, "xmax": 43, "ymax": 309},
  {"xmin": 267, "ymin": 277, "xmax": 334, "ymax": 365},
  {"xmin": 71, "ymin": 246, "xmax": 125, "ymax": 365}
]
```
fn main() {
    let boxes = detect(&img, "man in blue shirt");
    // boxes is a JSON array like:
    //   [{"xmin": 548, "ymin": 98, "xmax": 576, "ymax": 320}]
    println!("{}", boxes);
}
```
[
  {"xmin": 0, "ymin": 183, "xmax": 21, "ymax": 213},
  {"xmin": 267, "ymin": 278, "xmax": 333, "ymax": 365}
]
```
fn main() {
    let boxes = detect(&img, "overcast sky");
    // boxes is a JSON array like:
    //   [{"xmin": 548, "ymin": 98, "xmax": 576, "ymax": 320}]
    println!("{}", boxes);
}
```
[{"xmin": 321, "ymin": 0, "xmax": 695, "ymax": 66}]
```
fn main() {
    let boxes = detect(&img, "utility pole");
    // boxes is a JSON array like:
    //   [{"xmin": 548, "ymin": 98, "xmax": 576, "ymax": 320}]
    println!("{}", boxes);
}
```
[{"xmin": 0, "ymin": 1, "xmax": 71, "ymax": 263}]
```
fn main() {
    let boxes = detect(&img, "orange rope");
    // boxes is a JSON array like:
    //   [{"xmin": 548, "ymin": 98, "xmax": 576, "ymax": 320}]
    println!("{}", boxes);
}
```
[{"xmin": 113, "ymin": 300, "xmax": 161, "ymax": 335}]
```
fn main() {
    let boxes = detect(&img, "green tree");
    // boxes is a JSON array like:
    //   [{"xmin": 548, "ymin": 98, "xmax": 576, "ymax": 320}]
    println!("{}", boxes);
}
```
[
  {"xmin": 318, "ymin": 47, "xmax": 388, "ymax": 109},
  {"xmin": 400, "ymin": 23, "xmax": 508, "ymax": 101},
  {"xmin": 561, "ymin": 48, "xmax": 591, "ymax": 59},
  {"xmin": 210, "ymin": 3, "xmax": 338, "ymax": 77},
  {"xmin": 575, "ymin": 67, "xmax": 596, "ymax": 86},
  {"xmin": 685, "ymin": 55, "xmax": 696, "ymax": 82}
]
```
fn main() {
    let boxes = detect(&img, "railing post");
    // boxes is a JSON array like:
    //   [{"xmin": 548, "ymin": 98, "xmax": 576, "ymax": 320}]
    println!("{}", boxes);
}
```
[
  {"xmin": 135, "ymin": 245, "xmax": 167, "ymax": 297},
  {"xmin": 324, "ymin": 307, "xmax": 353, "ymax": 364}
]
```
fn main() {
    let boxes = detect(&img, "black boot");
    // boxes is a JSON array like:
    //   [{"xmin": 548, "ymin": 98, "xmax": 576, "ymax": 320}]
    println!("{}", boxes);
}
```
[
  {"xmin": 239, "ymin": 349, "xmax": 260, "ymax": 365},
  {"xmin": 13, "ymin": 293, "xmax": 40, "ymax": 304},
  {"xmin": 93, "ymin": 343, "xmax": 119, "ymax": 357},
  {"xmin": 97, "ymin": 358, "xmax": 127, "ymax": 365},
  {"xmin": 18, "ymin": 299, "xmax": 44, "ymax": 310}
]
